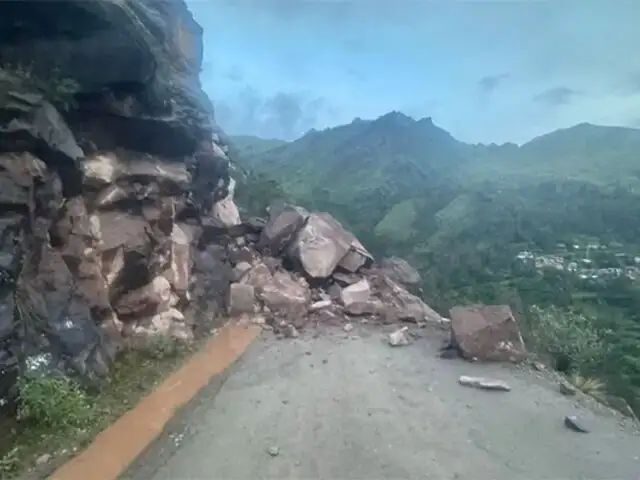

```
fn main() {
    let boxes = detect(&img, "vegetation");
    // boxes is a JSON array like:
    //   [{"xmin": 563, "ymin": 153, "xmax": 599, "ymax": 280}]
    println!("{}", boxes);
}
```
[
  {"xmin": 16, "ymin": 375, "xmax": 96, "ymax": 431},
  {"xmin": 0, "ymin": 338, "xmax": 195, "ymax": 479},
  {"xmin": 232, "ymin": 113, "xmax": 640, "ymax": 414}
]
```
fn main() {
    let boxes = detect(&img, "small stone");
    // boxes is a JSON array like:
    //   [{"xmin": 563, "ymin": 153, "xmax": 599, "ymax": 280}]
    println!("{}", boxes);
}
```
[
  {"xmin": 532, "ymin": 361, "xmax": 546, "ymax": 372},
  {"xmin": 310, "ymin": 299, "xmax": 332, "ymax": 311},
  {"xmin": 36, "ymin": 454, "xmax": 52, "ymax": 465},
  {"xmin": 564, "ymin": 415, "xmax": 589, "ymax": 433},
  {"xmin": 284, "ymin": 324, "xmax": 299, "ymax": 338},
  {"xmin": 343, "ymin": 323, "xmax": 354, "ymax": 332},
  {"xmin": 458, "ymin": 376, "xmax": 511, "ymax": 392},
  {"xmin": 267, "ymin": 446, "xmax": 280, "ymax": 457},
  {"xmin": 388, "ymin": 326, "xmax": 411, "ymax": 347},
  {"xmin": 559, "ymin": 381, "xmax": 577, "ymax": 396}
]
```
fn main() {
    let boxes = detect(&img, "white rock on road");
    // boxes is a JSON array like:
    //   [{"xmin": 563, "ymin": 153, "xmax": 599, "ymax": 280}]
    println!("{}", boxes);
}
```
[{"xmin": 458, "ymin": 376, "xmax": 512, "ymax": 392}]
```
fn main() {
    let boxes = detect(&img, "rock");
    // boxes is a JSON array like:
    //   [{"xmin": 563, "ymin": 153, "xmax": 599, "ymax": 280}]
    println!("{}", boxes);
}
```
[
  {"xmin": 564, "ymin": 415, "xmax": 589, "ymax": 433},
  {"xmin": 378, "ymin": 257, "xmax": 421, "ymax": 286},
  {"xmin": 211, "ymin": 178, "xmax": 241, "ymax": 227},
  {"xmin": 115, "ymin": 276, "xmax": 173, "ymax": 319},
  {"xmin": 339, "ymin": 279, "xmax": 371, "ymax": 307},
  {"xmin": 259, "ymin": 204, "xmax": 309, "ymax": 256},
  {"xmin": 287, "ymin": 212, "xmax": 373, "ymax": 278},
  {"xmin": 284, "ymin": 324, "xmax": 299, "ymax": 338},
  {"xmin": 343, "ymin": 323, "xmax": 354, "ymax": 332},
  {"xmin": 344, "ymin": 299, "xmax": 384, "ymax": 317},
  {"xmin": 332, "ymin": 271, "xmax": 362, "ymax": 286},
  {"xmin": 132, "ymin": 308, "xmax": 192, "ymax": 342},
  {"xmin": 309, "ymin": 299, "xmax": 332, "ymax": 311},
  {"xmin": 388, "ymin": 327, "xmax": 411, "ymax": 347},
  {"xmin": 458, "ymin": 376, "xmax": 511, "ymax": 392},
  {"xmin": 266, "ymin": 446, "xmax": 280, "ymax": 457},
  {"xmin": 36, "ymin": 454, "xmax": 52, "ymax": 465},
  {"xmin": 233, "ymin": 261, "xmax": 253, "ymax": 281},
  {"xmin": 228, "ymin": 283, "xmax": 256, "ymax": 316},
  {"xmin": 559, "ymin": 381, "xmax": 577, "ymax": 396},
  {"xmin": 250, "ymin": 269, "xmax": 310, "ymax": 315},
  {"xmin": 449, "ymin": 305, "xmax": 526, "ymax": 362},
  {"xmin": 369, "ymin": 272, "xmax": 441, "ymax": 323}
]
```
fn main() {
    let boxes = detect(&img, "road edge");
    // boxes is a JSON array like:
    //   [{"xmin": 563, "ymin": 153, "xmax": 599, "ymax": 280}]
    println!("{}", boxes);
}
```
[{"xmin": 50, "ymin": 323, "xmax": 262, "ymax": 480}]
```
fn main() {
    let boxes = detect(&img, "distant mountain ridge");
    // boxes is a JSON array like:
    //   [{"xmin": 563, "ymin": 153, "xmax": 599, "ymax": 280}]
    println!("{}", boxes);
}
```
[{"xmin": 232, "ymin": 113, "xmax": 640, "ymax": 200}]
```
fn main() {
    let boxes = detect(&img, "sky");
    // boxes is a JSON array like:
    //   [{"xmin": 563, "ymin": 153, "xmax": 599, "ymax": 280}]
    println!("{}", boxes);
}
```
[{"xmin": 187, "ymin": 0, "xmax": 640, "ymax": 145}]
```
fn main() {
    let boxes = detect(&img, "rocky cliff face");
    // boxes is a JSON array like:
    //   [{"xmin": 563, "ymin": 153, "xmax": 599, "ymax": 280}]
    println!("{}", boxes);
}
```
[{"xmin": 0, "ymin": 0, "xmax": 237, "ymax": 407}]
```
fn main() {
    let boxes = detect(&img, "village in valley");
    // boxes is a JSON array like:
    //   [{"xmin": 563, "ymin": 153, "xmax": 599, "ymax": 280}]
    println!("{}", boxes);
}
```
[{"xmin": 515, "ymin": 240, "xmax": 640, "ymax": 282}]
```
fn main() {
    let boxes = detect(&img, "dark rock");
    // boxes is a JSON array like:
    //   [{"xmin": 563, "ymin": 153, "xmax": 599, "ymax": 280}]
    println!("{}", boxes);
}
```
[{"xmin": 564, "ymin": 415, "xmax": 589, "ymax": 433}]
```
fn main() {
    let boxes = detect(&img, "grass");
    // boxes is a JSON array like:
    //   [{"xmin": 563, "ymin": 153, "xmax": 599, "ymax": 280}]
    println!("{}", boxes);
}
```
[
  {"xmin": 568, "ymin": 373, "xmax": 606, "ymax": 398},
  {"xmin": 0, "ymin": 338, "xmax": 197, "ymax": 479}
]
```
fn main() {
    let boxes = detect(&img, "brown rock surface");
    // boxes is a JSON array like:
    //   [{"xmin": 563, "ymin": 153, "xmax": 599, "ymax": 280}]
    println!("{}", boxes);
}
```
[{"xmin": 0, "ymin": 0, "xmax": 235, "ymax": 410}]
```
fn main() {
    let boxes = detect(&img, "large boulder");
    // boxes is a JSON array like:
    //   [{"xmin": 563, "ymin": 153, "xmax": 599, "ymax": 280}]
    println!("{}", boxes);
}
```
[
  {"xmin": 287, "ymin": 212, "xmax": 374, "ymax": 279},
  {"xmin": 449, "ymin": 304, "xmax": 526, "ymax": 362}
]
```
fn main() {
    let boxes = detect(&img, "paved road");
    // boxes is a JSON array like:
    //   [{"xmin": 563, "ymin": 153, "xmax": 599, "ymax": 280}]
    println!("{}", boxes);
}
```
[{"xmin": 125, "ymin": 325, "xmax": 640, "ymax": 480}]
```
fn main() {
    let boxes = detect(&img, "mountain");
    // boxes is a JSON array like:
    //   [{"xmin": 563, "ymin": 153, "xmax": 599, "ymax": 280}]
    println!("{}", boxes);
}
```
[
  {"xmin": 231, "ymin": 113, "xmax": 640, "ymax": 412},
  {"xmin": 229, "ymin": 135, "xmax": 288, "ymax": 157},
  {"xmin": 234, "ymin": 116, "xmax": 640, "ymax": 194},
  {"xmin": 232, "ymin": 115, "xmax": 640, "ymax": 256}
]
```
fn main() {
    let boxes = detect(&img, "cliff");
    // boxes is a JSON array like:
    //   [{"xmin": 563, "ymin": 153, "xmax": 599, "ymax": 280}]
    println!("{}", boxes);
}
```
[{"xmin": 0, "ymin": 0, "xmax": 237, "ymax": 407}]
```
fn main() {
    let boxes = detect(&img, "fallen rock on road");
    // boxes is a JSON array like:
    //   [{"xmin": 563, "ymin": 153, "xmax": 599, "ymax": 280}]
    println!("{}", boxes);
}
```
[
  {"xmin": 388, "ymin": 326, "xmax": 411, "ymax": 347},
  {"xmin": 458, "ymin": 375, "xmax": 511, "ymax": 392},
  {"xmin": 564, "ymin": 415, "xmax": 590, "ymax": 433}
]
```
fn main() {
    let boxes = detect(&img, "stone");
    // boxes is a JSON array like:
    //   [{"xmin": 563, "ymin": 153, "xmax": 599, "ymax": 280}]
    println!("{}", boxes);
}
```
[
  {"xmin": 266, "ymin": 446, "xmax": 280, "ymax": 457},
  {"xmin": 339, "ymin": 279, "xmax": 371, "ymax": 307},
  {"xmin": 343, "ymin": 323, "xmax": 354, "ymax": 332},
  {"xmin": 132, "ymin": 308, "xmax": 192, "ymax": 342},
  {"xmin": 388, "ymin": 327, "xmax": 411, "ymax": 347},
  {"xmin": 309, "ymin": 299, "xmax": 332, "ymax": 311},
  {"xmin": 378, "ymin": 257, "xmax": 422, "ymax": 286},
  {"xmin": 228, "ymin": 283, "xmax": 256, "ymax": 316},
  {"xmin": 344, "ymin": 299, "xmax": 384, "ymax": 317},
  {"xmin": 369, "ymin": 272, "xmax": 441, "ymax": 324},
  {"xmin": 564, "ymin": 415, "xmax": 589, "ymax": 433},
  {"xmin": 284, "ymin": 324, "xmax": 299, "ymax": 338},
  {"xmin": 449, "ymin": 305, "xmax": 526, "ymax": 362},
  {"xmin": 115, "ymin": 276, "xmax": 173, "ymax": 318},
  {"xmin": 458, "ymin": 376, "xmax": 511, "ymax": 392},
  {"xmin": 36, "ymin": 454, "xmax": 52, "ymax": 465},
  {"xmin": 287, "ymin": 212, "xmax": 372, "ymax": 278},
  {"xmin": 211, "ymin": 178, "xmax": 241, "ymax": 227},
  {"xmin": 559, "ymin": 381, "xmax": 577, "ymax": 396},
  {"xmin": 233, "ymin": 261, "xmax": 253, "ymax": 281},
  {"xmin": 259, "ymin": 204, "xmax": 309, "ymax": 256}
]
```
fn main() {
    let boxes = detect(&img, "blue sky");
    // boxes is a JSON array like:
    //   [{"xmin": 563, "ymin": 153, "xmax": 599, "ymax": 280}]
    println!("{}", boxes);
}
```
[{"xmin": 187, "ymin": 0, "xmax": 640, "ymax": 144}]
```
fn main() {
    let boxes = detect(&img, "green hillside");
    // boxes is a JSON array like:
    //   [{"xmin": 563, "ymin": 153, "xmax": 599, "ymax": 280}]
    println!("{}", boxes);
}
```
[{"xmin": 232, "ymin": 114, "xmax": 640, "ymax": 413}]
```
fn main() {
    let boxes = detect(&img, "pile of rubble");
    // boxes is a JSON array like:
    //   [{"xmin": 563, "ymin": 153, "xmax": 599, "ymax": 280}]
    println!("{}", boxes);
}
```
[{"xmin": 222, "ymin": 203, "xmax": 444, "ymax": 335}]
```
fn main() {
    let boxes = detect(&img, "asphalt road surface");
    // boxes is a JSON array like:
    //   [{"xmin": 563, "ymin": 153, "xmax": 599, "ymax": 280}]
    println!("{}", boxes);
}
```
[{"xmin": 125, "ymin": 325, "xmax": 640, "ymax": 480}]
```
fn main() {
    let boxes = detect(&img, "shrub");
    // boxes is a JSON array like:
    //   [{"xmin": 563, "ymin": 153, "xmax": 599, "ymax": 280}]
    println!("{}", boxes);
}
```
[
  {"xmin": 16, "ymin": 374, "xmax": 96, "ymax": 430},
  {"xmin": 569, "ymin": 373, "xmax": 606, "ymax": 398},
  {"xmin": 527, "ymin": 305, "xmax": 612, "ymax": 376}
]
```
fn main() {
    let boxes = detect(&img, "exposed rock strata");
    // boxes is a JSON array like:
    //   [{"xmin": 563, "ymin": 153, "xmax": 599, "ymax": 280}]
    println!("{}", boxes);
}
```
[{"xmin": 0, "ymin": 0, "xmax": 231, "ymax": 407}]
